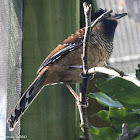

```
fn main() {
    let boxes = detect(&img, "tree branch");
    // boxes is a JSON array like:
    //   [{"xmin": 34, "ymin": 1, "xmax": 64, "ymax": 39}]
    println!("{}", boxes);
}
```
[
  {"xmin": 91, "ymin": 9, "xmax": 112, "ymax": 30},
  {"xmin": 78, "ymin": 3, "xmax": 92, "ymax": 140},
  {"xmin": 88, "ymin": 66, "xmax": 140, "ymax": 87},
  {"xmin": 122, "ymin": 123, "xmax": 128, "ymax": 135},
  {"xmin": 78, "ymin": 3, "xmax": 114, "ymax": 140},
  {"xmin": 117, "ymin": 125, "xmax": 140, "ymax": 140},
  {"xmin": 82, "ymin": 3, "xmax": 91, "ymax": 73}
]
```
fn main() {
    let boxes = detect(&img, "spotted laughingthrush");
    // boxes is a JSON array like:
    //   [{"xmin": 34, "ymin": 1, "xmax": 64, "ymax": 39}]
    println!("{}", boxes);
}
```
[{"xmin": 8, "ymin": 8, "xmax": 127, "ymax": 131}]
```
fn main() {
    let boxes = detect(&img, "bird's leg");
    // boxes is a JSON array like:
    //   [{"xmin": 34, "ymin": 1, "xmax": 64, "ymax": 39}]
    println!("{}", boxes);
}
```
[
  {"xmin": 65, "ymin": 83, "xmax": 80, "ymax": 102},
  {"xmin": 89, "ymin": 73, "xmax": 95, "ymax": 80},
  {"xmin": 65, "ymin": 83, "xmax": 89, "ymax": 108}
]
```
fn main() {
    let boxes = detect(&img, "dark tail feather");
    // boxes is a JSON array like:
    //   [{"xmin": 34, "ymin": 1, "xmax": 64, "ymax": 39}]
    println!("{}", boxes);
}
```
[{"xmin": 7, "ymin": 72, "xmax": 46, "ymax": 131}]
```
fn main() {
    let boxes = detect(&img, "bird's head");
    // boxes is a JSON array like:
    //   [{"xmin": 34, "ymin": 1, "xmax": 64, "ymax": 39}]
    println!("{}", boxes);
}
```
[{"xmin": 92, "ymin": 8, "xmax": 127, "ymax": 39}]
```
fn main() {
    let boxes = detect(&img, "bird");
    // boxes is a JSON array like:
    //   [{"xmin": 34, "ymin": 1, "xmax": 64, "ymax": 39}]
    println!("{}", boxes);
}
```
[{"xmin": 7, "ymin": 8, "xmax": 127, "ymax": 131}]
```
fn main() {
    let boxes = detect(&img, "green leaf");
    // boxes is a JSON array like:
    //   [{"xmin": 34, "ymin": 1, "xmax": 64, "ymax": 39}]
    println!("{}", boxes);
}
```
[
  {"xmin": 96, "ymin": 110, "xmax": 110, "ymax": 122},
  {"xmin": 108, "ymin": 107, "xmax": 140, "ymax": 132},
  {"xmin": 89, "ymin": 92, "xmax": 123, "ymax": 108},
  {"xmin": 95, "ymin": 107, "xmax": 140, "ymax": 133},
  {"xmin": 89, "ymin": 125, "xmax": 119, "ymax": 140},
  {"xmin": 96, "ymin": 77, "xmax": 140, "ymax": 109},
  {"xmin": 136, "ymin": 64, "xmax": 140, "ymax": 80}
]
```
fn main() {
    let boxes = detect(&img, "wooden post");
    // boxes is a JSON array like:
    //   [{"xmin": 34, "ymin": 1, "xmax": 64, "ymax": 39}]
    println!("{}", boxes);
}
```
[{"xmin": 21, "ymin": 0, "xmax": 80, "ymax": 139}]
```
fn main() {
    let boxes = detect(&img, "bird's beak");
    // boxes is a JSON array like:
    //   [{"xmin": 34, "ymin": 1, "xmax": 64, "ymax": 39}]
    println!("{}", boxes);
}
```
[{"xmin": 114, "ymin": 13, "xmax": 127, "ymax": 19}]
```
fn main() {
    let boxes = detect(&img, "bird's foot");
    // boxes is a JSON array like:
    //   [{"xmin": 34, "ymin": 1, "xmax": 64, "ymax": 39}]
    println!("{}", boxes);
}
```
[
  {"xmin": 76, "ymin": 97, "xmax": 89, "ymax": 108},
  {"xmin": 80, "ymin": 71, "xmax": 91, "ymax": 79}
]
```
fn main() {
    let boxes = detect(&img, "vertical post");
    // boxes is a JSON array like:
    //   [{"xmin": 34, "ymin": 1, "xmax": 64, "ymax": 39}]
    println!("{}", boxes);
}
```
[{"xmin": 21, "ymin": 0, "xmax": 79, "ymax": 140}]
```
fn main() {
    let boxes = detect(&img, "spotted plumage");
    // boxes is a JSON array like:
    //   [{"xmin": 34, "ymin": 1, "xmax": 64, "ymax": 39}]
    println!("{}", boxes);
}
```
[{"xmin": 7, "ymin": 8, "xmax": 127, "ymax": 131}]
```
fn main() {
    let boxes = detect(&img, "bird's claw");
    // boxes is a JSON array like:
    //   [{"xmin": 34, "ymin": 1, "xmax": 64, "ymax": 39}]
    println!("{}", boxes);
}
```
[
  {"xmin": 80, "ymin": 71, "xmax": 91, "ymax": 79},
  {"xmin": 76, "ymin": 97, "xmax": 89, "ymax": 108}
]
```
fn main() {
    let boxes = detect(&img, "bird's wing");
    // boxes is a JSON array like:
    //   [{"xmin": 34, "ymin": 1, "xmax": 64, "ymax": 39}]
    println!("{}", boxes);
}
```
[{"xmin": 37, "ymin": 27, "xmax": 85, "ymax": 74}]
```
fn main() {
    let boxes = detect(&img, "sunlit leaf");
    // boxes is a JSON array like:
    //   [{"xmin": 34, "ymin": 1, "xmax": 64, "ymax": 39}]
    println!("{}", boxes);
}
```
[
  {"xmin": 89, "ymin": 92, "xmax": 123, "ymax": 108},
  {"xmin": 96, "ymin": 77, "xmax": 140, "ymax": 109}
]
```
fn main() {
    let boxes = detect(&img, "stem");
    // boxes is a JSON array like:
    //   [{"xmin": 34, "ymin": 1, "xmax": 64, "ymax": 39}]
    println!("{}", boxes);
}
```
[
  {"xmin": 78, "ymin": 2, "xmax": 92, "ymax": 140},
  {"xmin": 78, "ymin": 3, "xmax": 113, "ymax": 140}
]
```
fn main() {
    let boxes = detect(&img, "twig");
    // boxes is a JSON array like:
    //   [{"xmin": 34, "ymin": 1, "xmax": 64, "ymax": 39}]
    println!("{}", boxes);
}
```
[
  {"xmin": 78, "ymin": 2, "xmax": 92, "ymax": 140},
  {"xmin": 122, "ymin": 123, "xmax": 128, "ymax": 135},
  {"xmin": 88, "ymin": 67, "xmax": 140, "ymax": 87},
  {"xmin": 117, "ymin": 125, "xmax": 140, "ymax": 140},
  {"xmin": 78, "ymin": 3, "xmax": 114, "ymax": 140},
  {"xmin": 91, "ymin": 9, "xmax": 113, "ymax": 30},
  {"xmin": 82, "ymin": 3, "xmax": 91, "ymax": 74}
]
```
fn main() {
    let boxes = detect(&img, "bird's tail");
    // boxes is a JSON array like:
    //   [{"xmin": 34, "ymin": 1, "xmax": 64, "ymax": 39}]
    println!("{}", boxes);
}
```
[{"xmin": 7, "ymin": 71, "xmax": 46, "ymax": 131}]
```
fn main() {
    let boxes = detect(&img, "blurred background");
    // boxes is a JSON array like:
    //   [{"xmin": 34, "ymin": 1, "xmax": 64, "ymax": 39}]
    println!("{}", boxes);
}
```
[
  {"xmin": 0, "ymin": 0, "xmax": 140, "ymax": 140},
  {"xmin": 97, "ymin": 0, "xmax": 140, "ymax": 75}
]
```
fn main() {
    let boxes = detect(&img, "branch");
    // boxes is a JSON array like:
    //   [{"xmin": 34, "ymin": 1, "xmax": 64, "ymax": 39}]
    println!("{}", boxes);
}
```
[
  {"xmin": 91, "ymin": 9, "xmax": 113, "ymax": 30},
  {"xmin": 122, "ymin": 123, "xmax": 128, "ymax": 135},
  {"xmin": 117, "ymin": 125, "xmax": 140, "ymax": 140},
  {"xmin": 78, "ymin": 2, "xmax": 92, "ymax": 140},
  {"xmin": 82, "ymin": 3, "xmax": 91, "ymax": 73},
  {"xmin": 78, "ymin": 3, "xmax": 114, "ymax": 140},
  {"xmin": 88, "ymin": 67, "xmax": 140, "ymax": 87}
]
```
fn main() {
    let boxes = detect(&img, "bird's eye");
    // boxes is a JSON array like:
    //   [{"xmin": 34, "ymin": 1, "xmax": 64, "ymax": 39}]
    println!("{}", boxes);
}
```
[
  {"xmin": 115, "ymin": 13, "xmax": 118, "ymax": 17},
  {"xmin": 111, "ymin": 13, "xmax": 118, "ymax": 18}
]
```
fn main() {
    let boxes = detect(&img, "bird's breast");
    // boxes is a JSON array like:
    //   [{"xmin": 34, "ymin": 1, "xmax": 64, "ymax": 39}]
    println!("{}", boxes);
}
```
[{"xmin": 45, "ymin": 41, "xmax": 111, "ymax": 84}]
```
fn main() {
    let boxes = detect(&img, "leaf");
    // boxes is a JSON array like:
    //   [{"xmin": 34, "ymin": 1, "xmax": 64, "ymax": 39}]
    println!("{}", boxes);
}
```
[
  {"xmin": 136, "ymin": 64, "xmax": 140, "ymax": 80},
  {"xmin": 89, "ymin": 125, "xmax": 119, "ymax": 140},
  {"xmin": 95, "ymin": 107, "xmax": 140, "ymax": 133},
  {"xmin": 89, "ymin": 92, "xmax": 123, "ymax": 108},
  {"xmin": 96, "ymin": 110, "xmax": 110, "ymax": 122},
  {"xmin": 110, "ymin": 107, "xmax": 140, "ymax": 131},
  {"xmin": 96, "ymin": 77, "xmax": 140, "ymax": 109}
]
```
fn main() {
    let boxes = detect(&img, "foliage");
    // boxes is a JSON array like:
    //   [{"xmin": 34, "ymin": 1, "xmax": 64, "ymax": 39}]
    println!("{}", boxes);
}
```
[{"xmin": 87, "ymin": 65, "xmax": 140, "ymax": 140}]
